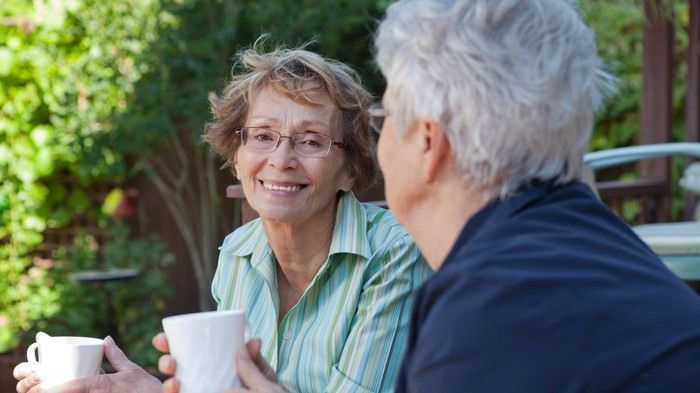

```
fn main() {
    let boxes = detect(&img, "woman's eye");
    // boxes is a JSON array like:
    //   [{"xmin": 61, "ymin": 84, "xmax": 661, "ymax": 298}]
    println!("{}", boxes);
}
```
[
  {"xmin": 300, "ymin": 139, "xmax": 321, "ymax": 147},
  {"xmin": 255, "ymin": 134, "xmax": 274, "ymax": 142}
]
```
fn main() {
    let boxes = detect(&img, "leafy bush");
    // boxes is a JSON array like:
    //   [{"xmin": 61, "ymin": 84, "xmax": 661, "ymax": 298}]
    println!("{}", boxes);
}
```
[
  {"xmin": 45, "ymin": 222, "xmax": 173, "ymax": 367},
  {"xmin": 1, "ymin": 0, "xmax": 387, "ymax": 354},
  {"xmin": 581, "ymin": 0, "xmax": 691, "ymax": 222},
  {"xmin": 0, "ymin": 0, "xmax": 163, "ymax": 354}
]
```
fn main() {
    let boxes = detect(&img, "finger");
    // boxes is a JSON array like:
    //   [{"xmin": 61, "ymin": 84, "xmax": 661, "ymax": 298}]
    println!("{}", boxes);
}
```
[
  {"xmin": 236, "ymin": 344, "xmax": 276, "ymax": 389},
  {"xmin": 246, "ymin": 338, "xmax": 262, "ymax": 355},
  {"xmin": 15, "ymin": 373, "xmax": 41, "ymax": 393},
  {"xmin": 246, "ymin": 339, "xmax": 276, "ymax": 382},
  {"xmin": 13, "ymin": 362, "xmax": 37, "ymax": 380},
  {"xmin": 162, "ymin": 377, "xmax": 180, "ymax": 393},
  {"xmin": 39, "ymin": 375, "xmax": 109, "ymax": 393},
  {"xmin": 152, "ymin": 332, "xmax": 170, "ymax": 353},
  {"xmin": 158, "ymin": 354, "xmax": 176, "ymax": 376},
  {"xmin": 103, "ymin": 336, "xmax": 138, "ymax": 372}
]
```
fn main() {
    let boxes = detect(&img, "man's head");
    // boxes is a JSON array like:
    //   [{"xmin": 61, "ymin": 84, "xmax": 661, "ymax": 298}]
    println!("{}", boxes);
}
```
[{"xmin": 374, "ymin": 0, "xmax": 615, "ymax": 202}]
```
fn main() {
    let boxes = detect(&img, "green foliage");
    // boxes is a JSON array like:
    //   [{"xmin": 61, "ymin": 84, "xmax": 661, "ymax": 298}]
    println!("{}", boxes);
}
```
[
  {"xmin": 45, "ymin": 223, "xmax": 173, "ymax": 367},
  {"xmin": 0, "ymin": 0, "xmax": 165, "ymax": 354},
  {"xmin": 581, "ymin": 0, "xmax": 691, "ymax": 222},
  {"xmin": 580, "ymin": 1, "xmax": 645, "ymax": 151},
  {"xmin": 1, "ymin": 0, "xmax": 387, "ymax": 356},
  {"xmin": 110, "ymin": 0, "xmax": 385, "ymax": 161}
]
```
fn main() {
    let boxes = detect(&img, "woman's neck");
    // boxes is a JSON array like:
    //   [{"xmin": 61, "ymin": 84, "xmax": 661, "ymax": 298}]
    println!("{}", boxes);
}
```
[
  {"xmin": 263, "ymin": 204, "xmax": 337, "ymax": 322},
  {"xmin": 262, "ymin": 204, "xmax": 336, "ymax": 291}
]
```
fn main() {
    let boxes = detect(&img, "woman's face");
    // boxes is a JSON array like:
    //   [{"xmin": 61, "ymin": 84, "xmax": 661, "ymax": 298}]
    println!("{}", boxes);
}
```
[{"xmin": 235, "ymin": 85, "xmax": 353, "ymax": 225}]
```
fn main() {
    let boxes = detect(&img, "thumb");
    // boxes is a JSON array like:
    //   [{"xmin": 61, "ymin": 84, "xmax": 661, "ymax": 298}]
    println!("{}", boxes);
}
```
[
  {"xmin": 103, "ymin": 336, "xmax": 138, "ymax": 372},
  {"xmin": 236, "ymin": 342, "xmax": 276, "ymax": 389},
  {"xmin": 246, "ymin": 339, "xmax": 276, "ymax": 382}
]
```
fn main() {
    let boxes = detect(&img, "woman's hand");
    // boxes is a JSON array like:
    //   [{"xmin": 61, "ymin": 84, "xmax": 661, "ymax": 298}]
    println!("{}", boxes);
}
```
[
  {"xmin": 13, "ymin": 336, "xmax": 161, "ymax": 393},
  {"xmin": 225, "ymin": 338, "xmax": 289, "ymax": 393}
]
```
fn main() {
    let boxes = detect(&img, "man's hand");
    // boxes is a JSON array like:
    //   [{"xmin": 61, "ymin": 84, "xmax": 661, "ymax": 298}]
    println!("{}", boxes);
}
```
[
  {"xmin": 155, "ymin": 334, "xmax": 289, "ymax": 393},
  {"xmin": 14, "ymin": 336, "xmax": 161, "ymax": 393},
  {"xmin": 225, "ymin": 338, "xmax": 290, "ymax": 393}
]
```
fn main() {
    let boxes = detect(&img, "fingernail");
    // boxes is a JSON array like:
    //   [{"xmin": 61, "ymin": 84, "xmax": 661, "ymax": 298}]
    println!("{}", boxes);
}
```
[{"xmin": 104, "ymin": 336, "xmax": 114, "ymax": 345}]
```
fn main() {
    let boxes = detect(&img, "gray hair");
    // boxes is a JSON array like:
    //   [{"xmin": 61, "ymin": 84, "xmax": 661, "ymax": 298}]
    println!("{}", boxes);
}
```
[{"xmin": 375, "ymin": 0, "xmax": 616, "ymax": 200}]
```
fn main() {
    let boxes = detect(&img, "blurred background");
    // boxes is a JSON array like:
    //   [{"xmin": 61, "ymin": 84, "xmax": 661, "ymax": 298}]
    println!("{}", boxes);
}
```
[{"xmin": 0, "ymin": 0, "xmax": 697, "ymax": 385}]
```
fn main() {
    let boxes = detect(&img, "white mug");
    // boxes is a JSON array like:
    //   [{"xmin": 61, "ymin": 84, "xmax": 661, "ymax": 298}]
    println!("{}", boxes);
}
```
[
  {"xmin": 26, "ymin": 332, "xmax": 104, "ymax": 388},
  {"xmin": 162, "ymin": 310, "xmax": 248, "ymax": 393}
]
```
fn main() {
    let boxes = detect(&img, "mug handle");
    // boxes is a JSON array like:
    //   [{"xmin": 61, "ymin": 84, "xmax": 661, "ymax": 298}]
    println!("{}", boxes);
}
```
[{"xmin": 26, "ymin": 342, "xmax": 39, "ymax": 364}]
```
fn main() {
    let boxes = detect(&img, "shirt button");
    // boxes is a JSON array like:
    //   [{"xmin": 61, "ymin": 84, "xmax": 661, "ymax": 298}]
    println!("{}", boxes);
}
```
[{"xmin": 283, "ymin": 331, "xmax": 291, "ymax": 340}]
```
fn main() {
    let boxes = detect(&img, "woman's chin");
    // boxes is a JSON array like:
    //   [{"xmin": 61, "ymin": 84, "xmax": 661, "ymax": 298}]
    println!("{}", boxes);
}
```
[{"xmin": 256, "ymin": 208, "xmax": 304, "ymax": 224}]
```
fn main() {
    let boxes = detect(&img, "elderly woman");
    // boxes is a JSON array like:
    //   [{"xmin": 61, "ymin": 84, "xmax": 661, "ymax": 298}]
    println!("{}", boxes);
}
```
[
  {"xmin": 183, "ymin": 45, "xmax": 430, "ymax": 393},
  {"xmin": 14, "ymin": 45, "xmax": 430, "ymax": 393}
]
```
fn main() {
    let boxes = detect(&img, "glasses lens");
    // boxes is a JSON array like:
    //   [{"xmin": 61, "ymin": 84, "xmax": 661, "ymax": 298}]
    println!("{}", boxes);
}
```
[
  {"xmin": 370, "ymin": 116, "xmax": 384, "ymax": 134},
  {"xmin": 244, "ymin": 128, "xmax": 279, "ymax": 152},
  {"xmin": 293, "ymin": 133, "xmax": 332, "ymax": 157},
  {"xmin": 368, "ymin": 104, "xmax": 385, "ymax": 134}
]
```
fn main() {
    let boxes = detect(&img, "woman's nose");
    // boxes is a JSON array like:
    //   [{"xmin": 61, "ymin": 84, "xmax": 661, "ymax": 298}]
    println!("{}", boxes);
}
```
[{"xmin": 268, "ymin": 137, "xmax": 298, "ymax": 167}]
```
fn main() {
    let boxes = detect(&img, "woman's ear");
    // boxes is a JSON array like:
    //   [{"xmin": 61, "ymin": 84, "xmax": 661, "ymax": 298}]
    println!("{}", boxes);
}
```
[
  {"xmin": 229, "ymin": 157, "xmax": 240, "ymax": 179},
  {"xmin": 339, "ymin": 170, "xmax": 355, "ymax": 193}
]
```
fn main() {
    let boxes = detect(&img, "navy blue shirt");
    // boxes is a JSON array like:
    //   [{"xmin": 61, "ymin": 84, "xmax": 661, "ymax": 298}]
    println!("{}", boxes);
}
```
[{"xmin": 396, "ymin": 182, "xmax": 700, "ymax": 393}]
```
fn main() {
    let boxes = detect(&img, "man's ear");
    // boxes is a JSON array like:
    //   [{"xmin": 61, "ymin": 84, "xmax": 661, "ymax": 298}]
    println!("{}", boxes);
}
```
[{"xmin": 418, "ymin": 118, "xmax": 450, "ymax": 183}]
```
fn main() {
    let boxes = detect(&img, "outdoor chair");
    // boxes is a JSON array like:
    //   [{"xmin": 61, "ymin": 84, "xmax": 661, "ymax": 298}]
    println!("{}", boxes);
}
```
[{"xmin": 584, "ymin": 142, "xmax": 700, "ymax": 285}]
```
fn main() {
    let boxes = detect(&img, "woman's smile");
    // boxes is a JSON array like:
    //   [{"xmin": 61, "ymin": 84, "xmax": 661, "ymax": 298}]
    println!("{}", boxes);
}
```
[{"xmin": 259, "ymin": 179, "xmax": 307, "ymax": 193}]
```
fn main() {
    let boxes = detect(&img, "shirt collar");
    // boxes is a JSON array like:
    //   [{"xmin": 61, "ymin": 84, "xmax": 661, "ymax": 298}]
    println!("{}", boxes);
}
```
[
  {"xmin": 219, "ymin": 219, "xmax": 269, "ymax": 265},
  {"xmin": 328, "ymin": 191, "xmax": 372, "ymax": 260},
  {"xmin": 218, "ymin": 191, "xmax": 372, "ymax": 265},
  {"xmin": 443, "ymin": 181, "xmax": 574, "ymax": 264}
]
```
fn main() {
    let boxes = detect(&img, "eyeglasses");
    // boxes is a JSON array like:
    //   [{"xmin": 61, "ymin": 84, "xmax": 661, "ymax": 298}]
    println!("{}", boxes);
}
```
[
  {"xmin": 368, "ymin": 103, "xmax": 388, "ymax": 134},
  {"xmin": 236, "ymin": 127, "xmax": 345, "ymax": 158}
]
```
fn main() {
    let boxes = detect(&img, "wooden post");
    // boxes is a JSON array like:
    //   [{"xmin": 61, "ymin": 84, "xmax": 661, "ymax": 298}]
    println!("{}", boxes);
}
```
[
  {"xmin": 641, "ymin": 0, "xmax": 673, "ymax": 222},
  {"xmin": 686, "ymin": 0, "xmax": 700, "ymax": 219}
]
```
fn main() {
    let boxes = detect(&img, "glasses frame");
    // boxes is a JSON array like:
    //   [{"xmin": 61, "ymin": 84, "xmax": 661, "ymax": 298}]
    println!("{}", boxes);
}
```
[
  {"xmin": 368, "ymin": 103, "xmax": 388, "ymax": 134},
  {"xmin": 235, "ymin": 127, "xmax": 345, "ymax": 158}
]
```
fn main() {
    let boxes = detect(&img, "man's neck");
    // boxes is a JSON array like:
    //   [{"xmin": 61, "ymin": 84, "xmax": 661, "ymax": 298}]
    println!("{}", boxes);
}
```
[{"xmin": 403, "ymin": 180, "xmax": 488, "ymax": 270}]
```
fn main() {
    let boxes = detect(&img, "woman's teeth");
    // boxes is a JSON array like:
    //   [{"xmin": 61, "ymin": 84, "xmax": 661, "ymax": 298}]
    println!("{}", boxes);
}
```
[{"xmin": 263, "ymin": 183, "xmax": 301, "ymax": 192}]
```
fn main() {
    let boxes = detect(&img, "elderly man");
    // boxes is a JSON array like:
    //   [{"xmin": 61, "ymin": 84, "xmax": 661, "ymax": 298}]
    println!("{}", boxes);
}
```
[{"xmin": 371, "ymin": 0, "xmax": 700, "ymax": 391}]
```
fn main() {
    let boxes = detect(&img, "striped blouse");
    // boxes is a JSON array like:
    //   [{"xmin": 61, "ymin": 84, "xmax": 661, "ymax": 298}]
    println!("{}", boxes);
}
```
[{"xmin": 211, "ymin": 191, "xmax": 431, "ymax": 393}]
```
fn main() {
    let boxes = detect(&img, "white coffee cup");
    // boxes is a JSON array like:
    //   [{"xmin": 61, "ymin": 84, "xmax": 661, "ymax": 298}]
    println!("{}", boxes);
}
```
[
  {"xmin": 26, "ymin": 331, "xmax": 104, "ymax": 388},
  {"xmin": 162, "ymin": 310, "xmax": 248, "ymax": 393}
]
